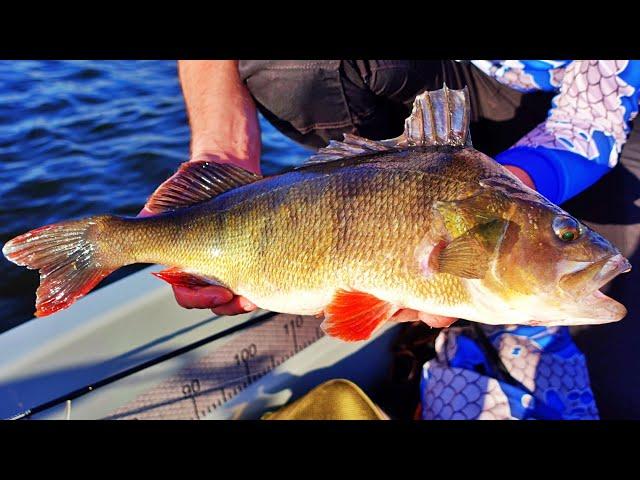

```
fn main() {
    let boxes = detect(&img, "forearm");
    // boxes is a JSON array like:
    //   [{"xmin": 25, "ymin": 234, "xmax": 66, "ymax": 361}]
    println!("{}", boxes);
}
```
[{"xmin": 178, "ymin": 60, "xmax": 261, "ymax": 174}]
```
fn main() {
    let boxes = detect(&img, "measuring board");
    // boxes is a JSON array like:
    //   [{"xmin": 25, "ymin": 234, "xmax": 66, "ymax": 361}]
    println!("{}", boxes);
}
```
[{"xmin": 105, "ymin": 313, "xmax": 325, "ymax": 420}]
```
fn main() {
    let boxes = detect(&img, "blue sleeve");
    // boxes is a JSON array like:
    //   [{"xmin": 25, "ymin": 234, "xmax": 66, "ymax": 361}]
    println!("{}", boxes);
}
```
[
  {"xmin": 469, "ymin": 60, "xmax": 570, "ymax": 93},
  {"xmin": 493, "ymin": 61, "xmax": 640, "ymax": 204},
  {"xmin": 495, "ymin": 146, "xmax": 611, "ymax": 205}
]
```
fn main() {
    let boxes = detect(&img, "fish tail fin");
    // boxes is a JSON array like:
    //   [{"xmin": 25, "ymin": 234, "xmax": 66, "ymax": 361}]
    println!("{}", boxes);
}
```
[{"xmin": 2, "ymin": 215, "xmax": 122, "ymax": 317}]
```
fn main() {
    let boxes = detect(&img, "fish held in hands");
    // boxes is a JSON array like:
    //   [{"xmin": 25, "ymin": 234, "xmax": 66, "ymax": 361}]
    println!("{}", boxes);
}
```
[{"xmin": 3, "ymin": 86, "xmax": 631, "ymax": 341}]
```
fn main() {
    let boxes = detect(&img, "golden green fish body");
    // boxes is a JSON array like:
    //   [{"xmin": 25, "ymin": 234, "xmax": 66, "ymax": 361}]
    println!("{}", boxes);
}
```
[
  {"xmin": 96, "ymin": 142, "xmax": 629, "ymax": 327},
  {"xmin": 103, "ymin": 147, "xmax": 509, "ymax": 318}
]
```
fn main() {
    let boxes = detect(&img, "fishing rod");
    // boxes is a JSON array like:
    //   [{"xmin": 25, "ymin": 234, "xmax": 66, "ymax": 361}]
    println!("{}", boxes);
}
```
[{"xmin": 7, "ymin": 311, "xmax": 280, "ymax": 420}]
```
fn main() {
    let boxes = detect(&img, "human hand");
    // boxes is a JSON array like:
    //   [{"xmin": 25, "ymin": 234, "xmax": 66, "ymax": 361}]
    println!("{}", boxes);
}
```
[
  {"xmin": 179, "ymin": 60, "xmax": 262, "ymax": 176},
  {"xmin": 139, "ymin": 155, "xmax": 260, "ymax": 316},
  {"xmin": 137, "ymin": 61, "xmax": 263, "ymax": 316},
  {"xmin": 504, "ymin": 165, "xmax": 535, "ymax": 190},
  {"xmin": 391, "ymin": 308, "xmax": 457, "ymax": 328}
]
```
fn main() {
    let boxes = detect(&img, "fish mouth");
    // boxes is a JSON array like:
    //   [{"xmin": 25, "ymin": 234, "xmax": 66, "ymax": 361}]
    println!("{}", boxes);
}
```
[
  {"xmin": 557, "ymin": 253, "xmax": 631, "ymax": 324},
  {"xmin": 560, "ymin": 254, "xmax": 631, "ymax": 297},
  {"xmin": 587, "ymin": 253, "xmax": 631, "ymax": 291}
]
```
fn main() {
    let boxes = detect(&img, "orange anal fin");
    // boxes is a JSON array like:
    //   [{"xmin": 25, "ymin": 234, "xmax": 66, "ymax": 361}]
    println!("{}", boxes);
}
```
[
  {"xmin": 321, "ymin": 290, "xmax": 398, "ymax": 342},
  {"xmin": 152, "ymin": 268, "xmax": 213, "ymax": 289}
]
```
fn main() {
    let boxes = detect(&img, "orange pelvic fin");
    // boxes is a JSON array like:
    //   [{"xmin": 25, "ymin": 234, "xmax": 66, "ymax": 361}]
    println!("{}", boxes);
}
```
[
  {"xmin": 152, "ymin": 267, "xmax": 213, "ymax": 289},
  {"xmin": 321, "ymin": 289, "xmax": 398, "ymax": 342}
]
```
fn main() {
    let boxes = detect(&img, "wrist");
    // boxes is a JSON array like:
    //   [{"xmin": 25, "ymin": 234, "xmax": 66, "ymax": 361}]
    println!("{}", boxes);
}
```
[
  {"xmin": 188, "ymin": 92, "xmax": 261, "ymax": 174},
  {"xmin": 504, "ymin": 165, "xmax": 535, "ymax": 190},
  {"xmin": 495, "ymin": 146, "xmax": 611, "ymax": 205},
  {"xmin": 495, "ymin": 147, "xmax": 563, "ymax": 204},
  {"xmin": 180, "ymin": 60, "xmax": 262, "ymax": 174}
]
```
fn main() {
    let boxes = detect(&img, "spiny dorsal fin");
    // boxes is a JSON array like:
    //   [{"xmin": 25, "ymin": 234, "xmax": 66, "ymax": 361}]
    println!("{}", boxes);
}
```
[
  {"xmin": 400, "ymin": 84, "xmax": 471, "ymax": 148},
  {"xmin": 146, "ymin": 160, "xmax": 262, "ymax": 214},
  {"xmin": 304, "ymin": 84, "xmax": 472, "ymax": 165},
  {"xmin": 304, "ymin": 134, "xmax": 392, "ymax": 165}
]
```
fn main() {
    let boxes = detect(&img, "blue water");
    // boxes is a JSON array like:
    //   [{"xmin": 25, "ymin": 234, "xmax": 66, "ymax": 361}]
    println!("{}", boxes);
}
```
[{"xmin": 0, "ymin": 60, "xmax": 312, "ymax": 332}]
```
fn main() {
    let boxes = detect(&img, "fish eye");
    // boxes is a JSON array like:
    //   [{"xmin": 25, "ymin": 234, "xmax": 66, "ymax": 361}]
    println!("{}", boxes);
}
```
[{"xmin": 552, "ymin": 215, "xmax": 582, "ymax": 242}]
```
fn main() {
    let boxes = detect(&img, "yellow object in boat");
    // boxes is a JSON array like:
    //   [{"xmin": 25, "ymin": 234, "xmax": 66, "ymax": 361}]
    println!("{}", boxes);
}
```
[{"xmin": 262, "ymin": 379, "xmax": 389, "ymax": 420}]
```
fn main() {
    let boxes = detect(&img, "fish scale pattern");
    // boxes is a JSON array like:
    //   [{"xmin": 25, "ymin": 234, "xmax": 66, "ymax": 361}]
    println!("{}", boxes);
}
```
[
  {"xmin": 470, "ymin": 60, "xmax": 569, "ymax": 93},
  {"xmin": 488, "ymin": 326, "xmax": 599, "ymax": 419},
  {"xmin": 422, "ymin": 328, "xmax": 515, "ymax": 419},
  {"xmin": 190, "ymin": 149, "xmax": 489, "ymax": 310},
  {"xmin": 421, "ymin": 325, "xmax": 599, "ymax": 420},
  {"xmin": 516, "ymin": 60, "xmax": 637, "ymax": 166},
  {"xmin": 471, "ymin": 60, "xmax": 640, "ymax": 168},
  {"xmin": 422, "ymin": 367, "xmax": 515, "ymax": 420}
]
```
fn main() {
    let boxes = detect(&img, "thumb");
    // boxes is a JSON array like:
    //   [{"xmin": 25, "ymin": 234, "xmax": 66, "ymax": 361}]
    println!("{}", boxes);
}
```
[{"xmin": 137, "ymin": 205, "xmax": 155, "ymax": 218}]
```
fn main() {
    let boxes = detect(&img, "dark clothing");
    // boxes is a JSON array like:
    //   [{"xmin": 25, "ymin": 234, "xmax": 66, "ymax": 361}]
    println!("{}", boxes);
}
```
[
  {"xmin": 238, "ymin": 60, "xmax": 555, "ymax": 154},
  {"xmin": 238, "ymin": 60, "xmax": 640, "ymax": 419}
]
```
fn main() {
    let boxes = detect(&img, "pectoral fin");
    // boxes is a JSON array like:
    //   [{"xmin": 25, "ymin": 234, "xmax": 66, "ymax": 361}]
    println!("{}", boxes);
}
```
[{"xmin": 437, "ymin": 219, "xmax": 510, "ymax": 279}]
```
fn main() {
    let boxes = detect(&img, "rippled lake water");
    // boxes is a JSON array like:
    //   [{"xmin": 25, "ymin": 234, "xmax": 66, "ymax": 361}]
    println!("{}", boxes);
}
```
[{"xmin": 0, "ymin": 60, "xmax": 311, "ymax": 333}]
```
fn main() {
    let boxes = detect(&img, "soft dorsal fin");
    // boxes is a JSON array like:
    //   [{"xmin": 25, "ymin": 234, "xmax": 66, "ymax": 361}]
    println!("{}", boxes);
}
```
[
  {"xmin": 305, "ymin": 84, "xmax": 472, "ymax": 165},
  {"xmin": 145, "ymin": 160, "xmax": 262, "ymax": 214}
]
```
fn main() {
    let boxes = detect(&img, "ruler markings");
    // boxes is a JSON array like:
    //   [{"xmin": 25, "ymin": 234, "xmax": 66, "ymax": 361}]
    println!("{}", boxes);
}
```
[{"xmin": 106, "ymin": 314, "xmax": 324, "ymax": 419}]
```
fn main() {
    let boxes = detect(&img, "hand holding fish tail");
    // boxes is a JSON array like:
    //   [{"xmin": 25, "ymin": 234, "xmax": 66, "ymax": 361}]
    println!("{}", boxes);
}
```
[
  {"xmin": 138, "ymin": 152, "xmax": 259, "ymax": 316},
  {"xmin": 136, "ymin": 61, "xmax": 263, "ymax": 315}
]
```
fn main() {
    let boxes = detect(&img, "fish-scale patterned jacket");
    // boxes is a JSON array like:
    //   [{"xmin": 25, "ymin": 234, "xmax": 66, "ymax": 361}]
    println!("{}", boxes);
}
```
[{"xmin": 471, "ymin": 60, "xmax": 640, "ymax": 204}]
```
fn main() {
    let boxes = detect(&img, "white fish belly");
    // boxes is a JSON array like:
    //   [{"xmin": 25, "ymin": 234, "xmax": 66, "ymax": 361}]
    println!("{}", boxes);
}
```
[{"xmin": 237, "ymin": 288, "xmax": 334, "ymax": 316}]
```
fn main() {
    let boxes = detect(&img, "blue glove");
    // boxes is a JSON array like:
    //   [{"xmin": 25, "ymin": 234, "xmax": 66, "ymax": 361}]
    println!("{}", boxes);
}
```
[{"xmin": 495, "ymin": 146, "xmax": 611, "ymax": 205}]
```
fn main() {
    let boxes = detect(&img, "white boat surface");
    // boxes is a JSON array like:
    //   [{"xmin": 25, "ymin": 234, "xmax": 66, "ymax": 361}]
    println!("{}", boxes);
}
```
[{"xmin": 0, "ymin": 265, "xmax": 398, "ymax": 420}]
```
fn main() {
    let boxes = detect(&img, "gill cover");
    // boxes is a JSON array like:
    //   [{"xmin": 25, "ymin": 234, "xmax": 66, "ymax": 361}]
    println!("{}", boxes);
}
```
[
  {"xmin": 437, "ymin": 219, "xmax": 512, "ymax": 279},
  {"xmin": 431, "ymin": 186, "xmax": 517, "ymax": 279}
]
